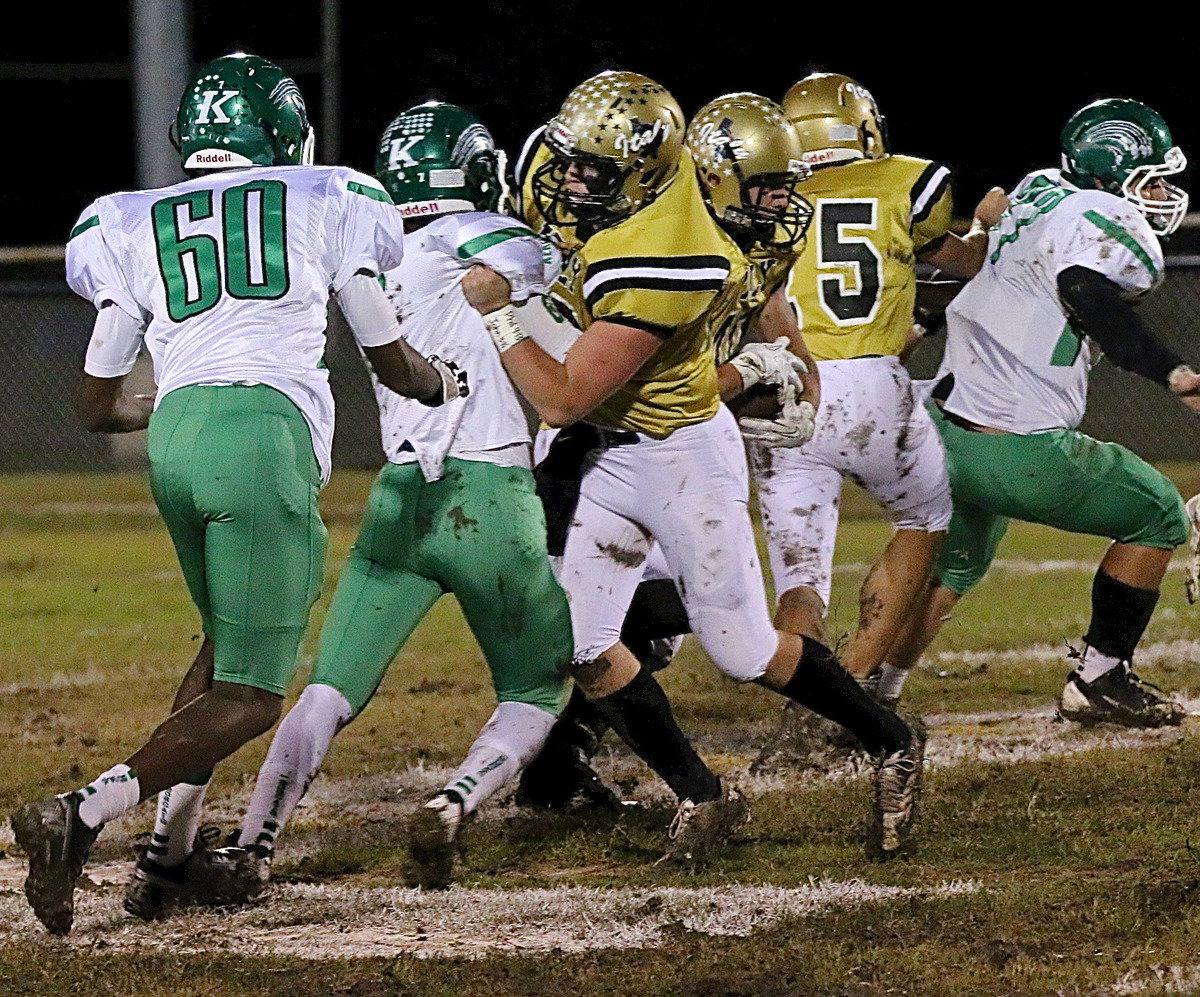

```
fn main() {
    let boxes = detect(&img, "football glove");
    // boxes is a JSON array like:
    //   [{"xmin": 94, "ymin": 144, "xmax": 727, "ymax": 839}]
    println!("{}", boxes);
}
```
[
  {"xmin": 421, "ymin": 355, "xmax": 470, "ymax": 406},
  {"xmin": 738, "ymin": 382, "xmax": 816, "ymax": 448},
  {"xmin": 728, "ymin": 340, "xmax": 807, "ymax": 393}
]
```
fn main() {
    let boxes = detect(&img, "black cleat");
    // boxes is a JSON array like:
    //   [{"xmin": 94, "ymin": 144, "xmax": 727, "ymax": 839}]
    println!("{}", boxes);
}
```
[
  {"xmin": 123, "ymin": 853, "xmax": 190, "ymax": 921},
  {"xmin": 185, "ymin": 843, "xmax": 271, "ymax": 907},
  {"xmin": 1058, "ymin": 665, "xmax": 1186, "ymax": 728},
  {"xmin": 10, "ymin": 794, "xmax": 100, "ymax": 935}
]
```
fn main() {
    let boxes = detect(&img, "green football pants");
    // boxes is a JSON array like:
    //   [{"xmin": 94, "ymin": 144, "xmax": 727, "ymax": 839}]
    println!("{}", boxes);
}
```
[
  {"xmin": 148, "ymin": 384, "xmax": 326, "ymax": 695},
  {"xmin": 931, "ymin": 404, "xmax": 1188, "ymax": 595},
  {"xmin": 310, "ymin": 458, "xmax": 572, "ymax": 716}
]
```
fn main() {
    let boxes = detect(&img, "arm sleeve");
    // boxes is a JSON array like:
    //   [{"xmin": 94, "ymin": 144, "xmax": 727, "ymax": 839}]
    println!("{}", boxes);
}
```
[
  {"xmin": 1057, "ymin": 265, "xmax": 1183, "ymax": 386},
  {"xmin": 333, "ymin": 272, "xmax": 404, "ymax": 348},
  {"xmin": 327, "ymin": 170, "xmax": 406, "ymax": 292},
  {"xmin": 582, "ymin": 252, "xmax": 729, "ymax": 336},
  {"xmin": 83, "ymin": 302, "xmax": 145, "ymax": 378},
  {"xmin": 910, "ymin": 162, "xmax": 954, "ymax": 252},
  {"xmin": 1053, "ymin": 199, "xmax": 1164, "ymax": 296},
  {"xmin": 65, "ymin": 201, "xmax": 145, "ymax": 322}
]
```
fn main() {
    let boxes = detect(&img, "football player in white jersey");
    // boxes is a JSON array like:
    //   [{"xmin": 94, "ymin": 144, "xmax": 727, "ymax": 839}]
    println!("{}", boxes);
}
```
[
  {"xmin": 187, "ymin": 102, "xmax": 574, "ymax": 898},
  {"xmin": 10, "ymin": 55, "xmax": 462, "ymax": 936},
  {"xmin": 882, "ymin": 99, "xmax": 1199, "ymax": 727}
]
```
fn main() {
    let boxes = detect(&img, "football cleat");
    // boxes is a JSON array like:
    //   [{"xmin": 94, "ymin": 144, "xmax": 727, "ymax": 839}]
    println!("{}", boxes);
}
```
[
  {"xmin": 1185, "ymin": 494, "xmax": 1200, "ymax": 605},
  {"xmin": 123, "ymin": 854, "xmax": 191, "ymax": 921},
  {"xmin": 186, "ymin": 844, "xmax": 271, "ymax": 907},
  {"xmin": 658, "ymin": 788, "xmax": 748, "ymax": 865},
  {"xmin": 1057, "ymin": 665, "xmax": 1186, "ymax": 728},
  {"xmin": 866, "ymin": 717, "xmax": 926, "ymax": 861},
  {"xmin": 406, "ymin": 794, "xmax": 462, "ymax": 890},
  {"xmin": 10, "ymin": 794, "xmax": 101, "ymax": 935}
]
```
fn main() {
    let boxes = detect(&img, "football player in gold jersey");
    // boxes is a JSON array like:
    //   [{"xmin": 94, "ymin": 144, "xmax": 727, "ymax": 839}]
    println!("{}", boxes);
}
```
[
  {"xmin": 464, "ymin": 72, "xmax": 923, "ymax": 860},
  {"xmin": 753, "ymin": 72, "xmax": 1008, "ymax": 712}
]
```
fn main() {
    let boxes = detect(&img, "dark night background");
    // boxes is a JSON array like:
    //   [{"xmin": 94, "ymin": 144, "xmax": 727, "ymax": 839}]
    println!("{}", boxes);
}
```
[{"xmin": 3, "ymin": 3, "xmax": 1198, "ymax": 247}]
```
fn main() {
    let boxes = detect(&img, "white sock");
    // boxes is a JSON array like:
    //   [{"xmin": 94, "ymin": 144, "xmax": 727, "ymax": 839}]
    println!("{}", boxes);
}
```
[
  {"xmin": 149, "ymin": 779, "xmax": 209, "ymax": 867},
  {"xmin": 877, "ymin": 663, "xmax": 910, "ymax": 701},
  {"xmin": 1076, "ymin": 645, "xmax": 1123, "ymax": 684},
  {"xmin": 443, "ymin": 702, "xmax": 556, "ymax": 817},
  {"xmin": 239, "ymin": 683, "xmax": 352, "ymax": 851},
  {"xmin": 75, "ymin": 763, "xmax": 141, "ymax": 829}
]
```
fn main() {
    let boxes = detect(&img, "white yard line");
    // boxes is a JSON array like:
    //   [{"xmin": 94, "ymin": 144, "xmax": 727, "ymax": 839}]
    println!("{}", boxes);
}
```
[{"xmin": 0, "ymin": 873, "xmax": 981, "ymax": 959}]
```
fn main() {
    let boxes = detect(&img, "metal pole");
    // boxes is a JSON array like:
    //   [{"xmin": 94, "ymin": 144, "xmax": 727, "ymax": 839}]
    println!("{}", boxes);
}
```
[
  {"xmin": 321, "ymin": 0, "xmax": 341, "ymax": 164},
  {"xmin": 131, "ymin": 0, "xmax": 190, "ymax": 189}
]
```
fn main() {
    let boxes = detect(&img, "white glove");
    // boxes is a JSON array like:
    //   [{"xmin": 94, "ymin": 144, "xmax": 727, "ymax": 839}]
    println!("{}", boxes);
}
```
[
  {"xmin": 1186, "ymin": 494, "xmax": 1200, "ymax": 604},
  {"xmin": 420, "ymin": 355, "xmax": 470, "ymax": 406},
  {"xmin": 739, "ymin": 383, "xmax": 816, "ymax": 448},
  {"xmin": 727, "ymin": 340, "xmax": 808, "ymax": 393}
]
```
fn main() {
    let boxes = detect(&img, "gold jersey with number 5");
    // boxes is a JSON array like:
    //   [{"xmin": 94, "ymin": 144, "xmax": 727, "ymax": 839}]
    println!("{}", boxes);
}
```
[{"xmin": 785, "ymin": 154, "xmax": 952, "ymax": 360}]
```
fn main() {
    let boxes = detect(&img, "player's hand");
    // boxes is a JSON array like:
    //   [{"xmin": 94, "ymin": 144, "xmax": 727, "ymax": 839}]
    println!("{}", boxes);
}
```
[
  {"xmin": 738, "ymin": 383, "xmax": 816, "ymax": 448},
  {"xmin": 1169, "ymin": 365, "xmax": 1200, "ymax": 414},
  {"xmin": 461, "ymin": 265, "xmax": 513, "ymax": 315},
  {"xmin": 973, "ymin": 186, "xmax": 1009, "ymax": 228},
  {"xmin": 728, "ymin": 340, "xmax": 808, "ymax": 393},
  {"xmin": 421, "ymin": 355, "xmax": 470, "ymax": 406},
  {"xmin": 1186, "ymin": 495, "xmax": 1200, "ymax": 604}
]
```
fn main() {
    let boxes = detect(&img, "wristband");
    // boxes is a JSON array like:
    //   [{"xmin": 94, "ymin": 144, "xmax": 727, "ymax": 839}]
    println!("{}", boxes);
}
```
[{"xmin": 482, "ymin": 304, "xmax": 529, "ymax": 353}]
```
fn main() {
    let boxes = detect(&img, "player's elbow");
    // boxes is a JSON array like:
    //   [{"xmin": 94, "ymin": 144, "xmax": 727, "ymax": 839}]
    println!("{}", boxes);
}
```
[{"xmin": 540, "ymin": 404, "xmax": 581, "ymax": 428}]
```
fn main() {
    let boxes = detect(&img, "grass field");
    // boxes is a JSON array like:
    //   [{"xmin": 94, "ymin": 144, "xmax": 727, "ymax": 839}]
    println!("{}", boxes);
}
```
[{"xmin": 5, "ymin": 470, "xmax": 1200, "ymax": 996}]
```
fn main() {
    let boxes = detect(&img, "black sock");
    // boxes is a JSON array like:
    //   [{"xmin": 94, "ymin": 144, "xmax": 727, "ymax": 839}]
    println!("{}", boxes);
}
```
[
  {"xmin": 594, "ymin": 667, "xmax": 721, "ymax": 803},
  {"xmin": 777, "ymin": 636, "xmax": 911, "ymax": 756},
  {"xmin": 1083, "ymin": 569, "xmax": 1159, "ymax": 662}
]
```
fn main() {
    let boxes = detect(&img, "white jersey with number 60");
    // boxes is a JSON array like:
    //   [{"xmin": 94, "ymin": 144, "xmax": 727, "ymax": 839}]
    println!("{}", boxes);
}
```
[
  {"xmin": 939, "ymin": 168, "xmax": 1164, "ymax": 434},
  {"xmin": 65, "ymin": 164, "xmax": 406, "ymax": 479}
]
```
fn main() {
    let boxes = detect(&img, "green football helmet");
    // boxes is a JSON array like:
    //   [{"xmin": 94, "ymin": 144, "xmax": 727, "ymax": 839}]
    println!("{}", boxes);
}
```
[
  {"xmin": 175, "ymin": 53, "xmax": 314, "ymax": 172},
  {"xmin": 1060, "ymin": 98, "xmax": 1188, "ymax": 235},
  {"xmin": 375, "ymin": 102, "xmax": 502, "ymax": 221}
]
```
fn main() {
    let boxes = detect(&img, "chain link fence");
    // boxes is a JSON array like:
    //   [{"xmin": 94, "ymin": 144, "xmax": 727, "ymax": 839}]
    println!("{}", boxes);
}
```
[{"xmin": 2, "ymin": 263, "xmax": 1200, "ymax": 473}]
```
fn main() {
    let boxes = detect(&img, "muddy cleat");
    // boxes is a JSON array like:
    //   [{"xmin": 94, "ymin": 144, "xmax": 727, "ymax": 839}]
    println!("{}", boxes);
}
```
[
  {"xmin": 516, "ymin": 741, "xmax": 621, "ymax": 811},
  {"xmin": 186, "ymin": 844, "xmax": 271, "ymax": 907},
  {"xmin": 866, "ymin": 718, "xmax": 926, "ymax": 861},
  {"xmin": 123, "ymin": 854, "xmax": 191, "ymax": 921},
  {"xmin": 406, "ymin": 793, "xmax": 462, "ymax": 890},
  {"xmin": 658, "ymin": 788, "xmax": 748, "ymax": 865},
  {"xmin": 1057, "ymin": 665, "xmax": 1186, "ymax": 728},
  {"xmin": 1186, "ymin": 494, "xmax": 1200, "ymax": 604},
  {"xmin": 10, "ymin": 794, "xmax": 100, "ymax": 935}
]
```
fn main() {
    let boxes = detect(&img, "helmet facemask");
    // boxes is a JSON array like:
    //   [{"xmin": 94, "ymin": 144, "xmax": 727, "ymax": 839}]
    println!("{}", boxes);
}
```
[
  {"xmin": 733, "ymin": 170, "xmax": 814, "ymax": 249},
  {"xmin": 532, "ymin": 144, "xmax": 633, "ymax": 233},
  {"xmin": 1123, "ymin": 146, "xmax": 1188, "ymax": 236}
]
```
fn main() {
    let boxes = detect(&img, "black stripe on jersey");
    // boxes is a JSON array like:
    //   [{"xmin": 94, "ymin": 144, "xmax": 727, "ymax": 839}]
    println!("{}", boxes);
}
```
[
  {"xmin": 585, "ymin": 274, "xmax": 728, "ymax": 310},
  {"xmin": 911, "ymin": 162, "xmax": 952, "ymax": 225},
  {"xmin": 513, "ymin": 125, "xmax": 547, "ymax": 190},
  {"xmin": 604, "ymin": 314, "xmax": 677, "ymax": 338},
  {"xmin": 583, "ymin": 254, "xmax": 731, "ymax": 283}
]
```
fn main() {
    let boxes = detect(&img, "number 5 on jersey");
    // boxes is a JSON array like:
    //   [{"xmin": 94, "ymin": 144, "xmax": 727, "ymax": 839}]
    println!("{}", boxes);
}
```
[
  {"xmin": 152, "ymin": 179, "xmax": 289, "ymax": 322},
  {"xmin": 809, "ymin": 198, "xmax": 883, "ymax": 326}
]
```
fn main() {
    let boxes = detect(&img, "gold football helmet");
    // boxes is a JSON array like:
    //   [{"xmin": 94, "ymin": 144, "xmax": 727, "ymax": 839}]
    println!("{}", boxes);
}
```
[
  {"xmin": 532, "ymin": 70, "xmax": 685, "ymax": 233},
  {"xmin": 782, "ymin": 72, "xmax": 888, "ymax": 167},
  {"xmin": 686, "ymin": 92, "xmax": 813, "ymax": 249}
]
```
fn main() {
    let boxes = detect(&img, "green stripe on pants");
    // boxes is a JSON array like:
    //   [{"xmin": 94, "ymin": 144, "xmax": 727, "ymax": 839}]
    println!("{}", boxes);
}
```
[
  {"xmin": 310, "ymin": 458, "xmax": 572, "ymax": 716},
  {"xmin": 148, "ymin": 384, "xmax": 326, "ymax": 695}
]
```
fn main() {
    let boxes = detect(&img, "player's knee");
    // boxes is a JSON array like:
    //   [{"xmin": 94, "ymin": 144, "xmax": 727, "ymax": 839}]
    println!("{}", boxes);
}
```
[
  {"xmin": 210, "ymin": 681, "xmax": 284, "ymax": 736},
  {"xmin": 892, "ymin": 489, "xmax": 953, "ymax": 534},
  {"xmin": 293, "ymin": 682, "xmax": 355, "ymax": 733},
  {"xmin": 774, "ymin": 586, "xmax": 827, "ymax": 641}
]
